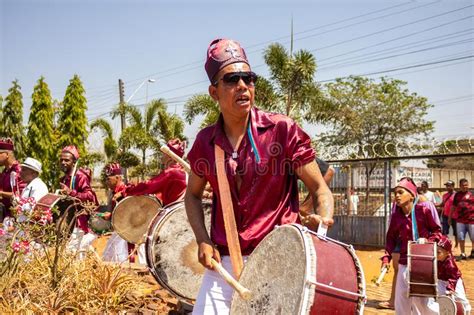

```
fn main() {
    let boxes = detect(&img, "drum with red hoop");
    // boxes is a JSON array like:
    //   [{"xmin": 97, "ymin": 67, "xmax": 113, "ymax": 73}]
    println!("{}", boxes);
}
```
[
  {"xmin": 407, "ymin": 239, "xmax": 438, "ymax": 297},
  {"xmin": 231, "ymin": 224, "xmax": 366, "ymax": 314},
  {"xmin": 438, "ymin": 295, "xmax": 467, "ymax": 315},
  {"xmin": 145, "ymin": 200, "xmax": 212, "ymax": 303},
  {"xmin": 34, "ymin": 193, "xmax": 81, "ymax": 233},
  {"xmin": 112, "ymin": 195, "xmax": 162, "ymax": 244}
]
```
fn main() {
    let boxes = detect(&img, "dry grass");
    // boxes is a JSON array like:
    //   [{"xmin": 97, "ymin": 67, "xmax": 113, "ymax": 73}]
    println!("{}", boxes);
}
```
[{"xmin": 0, "ymin": 250, "xmax": 176, "ymax": 313}]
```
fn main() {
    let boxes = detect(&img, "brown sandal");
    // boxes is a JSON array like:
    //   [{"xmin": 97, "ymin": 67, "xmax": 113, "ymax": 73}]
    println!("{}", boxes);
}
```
[{"xmin": 378, "ymin": 301, "xmax": 394, "ymax": 309}]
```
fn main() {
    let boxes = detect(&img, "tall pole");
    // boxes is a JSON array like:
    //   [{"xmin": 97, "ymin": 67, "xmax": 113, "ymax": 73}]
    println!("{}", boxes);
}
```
[{"xmin": 118, "ymin": 78, "xmax": 128, "ymax": 182}]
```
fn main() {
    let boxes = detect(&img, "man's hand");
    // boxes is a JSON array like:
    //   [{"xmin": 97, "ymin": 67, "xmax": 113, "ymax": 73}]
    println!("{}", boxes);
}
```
[
  {"xmin": 103, "ymin": 212, "xmax": 112, "ymax": 220},
  {"xmin": 198, "ymin": 240, "xmax": 221, "ymax": 270},
  {"xmin": 301, "ymin": 214, "xmax": 334, "ymax": 231},
  {"xmin": 113, "ymin": 192, "xmax": 123, "ymax": 201},
  {"xmin": 59, "ymin": 183, "xmax": 72, "ymax": 195},
  {"xmin": 381, "ymin": 262, "xmax": 390, "ymax": 271}
]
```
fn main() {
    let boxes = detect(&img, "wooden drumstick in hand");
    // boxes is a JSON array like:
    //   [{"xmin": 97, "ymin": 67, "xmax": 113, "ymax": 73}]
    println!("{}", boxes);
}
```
[
  {"xmin": 376, "ymin": 266, "xmax": 389, "ymax": 286},
  {"xmin": 160, "ymin": 145, "xmax": 191, "ymax": 173},
  {"xmin": 210, "ymin": 258, "xmax": 251, "ymax": 300}
]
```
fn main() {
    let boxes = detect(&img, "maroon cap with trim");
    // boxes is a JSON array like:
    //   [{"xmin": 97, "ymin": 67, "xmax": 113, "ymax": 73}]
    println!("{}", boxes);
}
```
[
  {"xmin": 0, "ymin": 138, "xmax": 14, "ymax": 151},
  {"xmin": 205, "ymin": 38, "xmax": 250, "ymax": 82},
  {"xmin": 61, "ymin": 145, "xmax": 80, "ymax": 160},
  {"xmin": 104, "ymin": 162, "xmax": 122, "ymax": 176}
]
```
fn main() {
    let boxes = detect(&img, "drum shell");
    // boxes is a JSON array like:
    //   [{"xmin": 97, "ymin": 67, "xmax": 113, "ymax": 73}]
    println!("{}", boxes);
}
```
[
  {"xmin": 408, "ymin": 241, "xmax": 438, "ymax": 297},
  {"xmin": 308, "ymin": 231, "xmax": 364, "ymax": 314},
  {"xmin": 34, "ymin": 193, "xmax": 81, "ymax": 233}
]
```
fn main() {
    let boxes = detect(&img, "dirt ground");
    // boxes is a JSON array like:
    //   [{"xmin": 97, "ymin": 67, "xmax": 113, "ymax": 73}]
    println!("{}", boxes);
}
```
[{"xmin": 93, "ymin": 236, "xmax": 473, "ymax": 314}]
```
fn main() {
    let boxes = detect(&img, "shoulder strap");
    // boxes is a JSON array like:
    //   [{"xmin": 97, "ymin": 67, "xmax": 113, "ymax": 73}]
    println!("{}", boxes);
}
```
[
  {"xmin": 215, "ymin": 144, "xmax": 244, "ymax": 279},
  {"xmin": 411, "ymin": 197, "xmax": 419, "ymax": 241}
]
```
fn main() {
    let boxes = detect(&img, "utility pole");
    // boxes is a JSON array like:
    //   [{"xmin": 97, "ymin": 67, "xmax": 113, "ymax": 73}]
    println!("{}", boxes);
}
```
[{"xmin": 118, "ymin": 78, "xmax": 128, "ymax": 183}]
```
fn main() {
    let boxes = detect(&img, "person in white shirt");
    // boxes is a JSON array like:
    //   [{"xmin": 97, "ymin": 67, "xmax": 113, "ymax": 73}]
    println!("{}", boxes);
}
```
[
  {"xmin": 420, "ymin": 180, "xmax": 436, "ymax": 204},
  {"xmin": 17, "ymin": 157, "xmax": 48, "ymax": 217}
]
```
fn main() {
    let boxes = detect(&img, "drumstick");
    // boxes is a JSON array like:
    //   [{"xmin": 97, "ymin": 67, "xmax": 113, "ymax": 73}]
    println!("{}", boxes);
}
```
[
  {"xmin": 160, "ymin": 145, "xmax": 191, "ymax": 173},
  {"xmin": 376, "ymin": 266, "xmax": 388, "ymax": 286},
  {"xmin": 210, "ymin": 258, "xmax": 251, "ymax": 300}
]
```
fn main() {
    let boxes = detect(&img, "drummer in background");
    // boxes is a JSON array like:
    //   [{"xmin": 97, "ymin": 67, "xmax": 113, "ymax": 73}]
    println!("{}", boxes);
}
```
[
  {"xmin": 0, "ymin": 138, "xmax": 26, "ymax": 224},
  {"xmin": 114, "ymin": 138, "xmax": 187, "ymax": 263},
  {"xmin": 381, "ymin": 177, "xmax": 442, "ymax": 314},
  {"xmin": 101, "ymin": 162, "xmax": 132, "ymax": 263},
  {"xmin": 185, "ymin": 38, "xmax": 333, "ymax": 314},
  {"xmin": 432, "ymin": 235, "xmax": 471, "ymax": 313},
  {"xmin": 59, "ymin": 145, "xmax": 99, "ymax": 259},
  {"xmin": 16, "ymin": 157, "xmax": 49, "ymax": 222}
]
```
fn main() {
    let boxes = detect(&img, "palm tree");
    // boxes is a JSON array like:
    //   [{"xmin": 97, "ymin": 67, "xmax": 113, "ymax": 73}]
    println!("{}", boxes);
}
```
[{"xmin": 90, "ymin": 118, "xmax": 118, "ymax": 161}]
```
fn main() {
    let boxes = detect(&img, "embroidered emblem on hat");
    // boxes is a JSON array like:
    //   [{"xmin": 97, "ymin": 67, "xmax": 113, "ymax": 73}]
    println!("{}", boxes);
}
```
[{"xmin": 225, "ymin": 44, "xmax": 240, "ymax": 59}]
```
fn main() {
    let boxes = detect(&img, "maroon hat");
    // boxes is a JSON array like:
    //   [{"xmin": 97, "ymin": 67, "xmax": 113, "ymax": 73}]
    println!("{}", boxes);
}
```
[
  {"xmin": 0, "ymin": 138, "xmax": 14, "ymax": 151},
  {"xmin": 396, "ymin": 177, "xmax": 418, "ymax": 198},
  {"xmin": 205, "ymin": 38, "xmax": 250, "ymax": 82},
  {"xmin": 104, "ymin": 162, "xmax": 122, "ymax": 176},
  {"xmin": 167, "ymin": 139, "xmax": 186, "ymax": 158},
  {"xmin": 437, "ymin": 235, "xmax": 452, "ymax": 252},
  {"xmin": 61, "ymin": 145, "xmax": 80, "ymax": 160}
]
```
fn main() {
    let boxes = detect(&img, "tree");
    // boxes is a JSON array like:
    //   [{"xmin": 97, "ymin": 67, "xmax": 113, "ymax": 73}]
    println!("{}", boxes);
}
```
[
  {"xmin": 1, "ymin": 80, "xmax": 27, "ymax": 160},
  {"xmin": 117, "ymin": 99, "xmax": 185, "ymax": 178},
  {"xmin": 262, "ymin": 43, "xmax": 331, "ymax": 123},
  {"xmin": 57, "ymin": 75, "xmax": 88, "ymax": 156},
  {"xmin": 27, "ymin": 76, "xmax": 56, "ymax": 186},
  {"xmin": 90, "ymin": 118, "xmax": 118, "ymax": 161},
  {"xmin": 183, "ymin": 94, "xmax": 219, "ymax": 129},
  {"xmin": 319, "ymin": 76, "xmax": 434, "ymax": 212}
]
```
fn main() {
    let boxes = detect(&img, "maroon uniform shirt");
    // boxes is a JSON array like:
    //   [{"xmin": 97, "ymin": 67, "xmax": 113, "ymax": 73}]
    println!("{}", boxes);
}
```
[
  {"xmin": 109, "ymin": 181, "xmax": 127, "ymax": 210},
  {"xmin": 438, "ymin": 255, "xmax": 462, "ymax": 292},
  {"xmin": 60, "ymin": 168, "xmax": 98, "ymax": 232},
  {"xmin": 0, "ymin": 161, "xmax": 26, "ymax": 216},
  {"xmin": 187, "ymin": 107, "xmax": 315, "ymax": 255},
  {"xmin": 124, "ymin": 164, "xmax": 186, "ymax": 207},
  {"xmin": 383, "ymin": 204, "xmax": 442, "ymax": 265},
  {"xmin": 453, "ymin": 191, "xmax": 474, "ymax": 224}
]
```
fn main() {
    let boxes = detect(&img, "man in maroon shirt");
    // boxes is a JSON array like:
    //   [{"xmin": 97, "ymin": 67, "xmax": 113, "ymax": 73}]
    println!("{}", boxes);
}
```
[
  {"xmin": 0, "ymin": 138, "xmax": 26, "ymax": 222},
  {"xmin": 59, "ymin": 145, "xmax": 99, "ymax": 259},
  {"xmin": 381, "ymin": 177, "xmax": 441, "ymax": 314},
  {"xmin": 450, "ymin": 178, "xmax": 474, "ymax": 260},
  {"xmin": 117, "ymin": 139, "xmax": 187, "ymax": 206},
  {"xmin": 185, "ymin": 38, "xmax": 334, "ymax": 314}
]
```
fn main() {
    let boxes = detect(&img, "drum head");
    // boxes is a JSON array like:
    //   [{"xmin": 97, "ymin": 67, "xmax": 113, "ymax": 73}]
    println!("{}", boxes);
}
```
[
  {"xmin": 438, "ymin": 296, "xmax": 457, "ymax": 315},
  {"xmin": 231, "ymin": 224, "xmax": 309, "ymax": 314},
  {"xmin": 145, "ymin": 201, "xmax": 211, "ymax": 301},
  {"xmin": 112, "ymin": 195, "xmax": 161, "ymax": 244},
  {"xmin": 89, "ymin": 205, "xmax": 112, "ymax": 235}
]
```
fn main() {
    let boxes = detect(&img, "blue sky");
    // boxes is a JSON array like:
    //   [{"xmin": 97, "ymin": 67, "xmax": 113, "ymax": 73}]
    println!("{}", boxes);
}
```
[{"xmin": 1, "ymin": 0, "xmax": 473, "ymax": 153}]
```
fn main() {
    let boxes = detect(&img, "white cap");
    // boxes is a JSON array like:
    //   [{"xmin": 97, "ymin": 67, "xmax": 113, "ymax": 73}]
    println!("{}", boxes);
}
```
[{"xmin": 21, "ymin": 157, "xmax": 42, "ymax": 173}]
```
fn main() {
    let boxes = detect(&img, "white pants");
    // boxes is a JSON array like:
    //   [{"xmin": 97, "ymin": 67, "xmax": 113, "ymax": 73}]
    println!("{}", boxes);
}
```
[
  {"xmin": 102, "ymin": 232, "xmax": 129, "ymax": 263},
  {"xmin": 66, "ymin": 227, "xmax": 97, "ymax": 260},
  {"xmin": 137, "ymin": 243, "xmax": 147, "ymax": 265},
  {"xmin": 193, "ymin": 256, "xmax": 247, "ymax": 315},
  {"xmin": 396, "ymin": 264, "xmax": 439, "ymax": 315},
  {"xmin": 438, "ymin": 278, "xmax": 472, "ymax": 313}
]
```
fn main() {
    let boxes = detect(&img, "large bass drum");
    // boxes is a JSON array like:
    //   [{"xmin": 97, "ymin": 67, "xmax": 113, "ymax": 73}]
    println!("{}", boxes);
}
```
[
  {"xmin": 34, "ymin": 193, "xmax": 81, "ymax": 234},
  {"xmin": 231, "ymin": 224, "xmax": 366, "ymax": 315},
  {"xmin": 145, "ymin": 200, "xmax": 212, "ymax": 302},
  {"xmin": 112, "ymin": 195, "xmax": 162, "ymax": 244}
]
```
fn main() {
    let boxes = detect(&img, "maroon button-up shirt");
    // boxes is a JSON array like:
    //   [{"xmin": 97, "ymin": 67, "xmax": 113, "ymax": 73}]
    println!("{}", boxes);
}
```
[
  {"xmin": 187, "ymin": 107, "xmax": 315, "ymax": 255},
  {"xmin": 438, "ymin": 255, "xmax": 462, "ymax": 292},
  {"xmin": 109, "ymin": 182, "xmax": 127, "ymax": 210},
  {"xmin": 0, "ymin": 161, "xmax": 26, "ymax": 216},
  {"xmin": 383, "ymin": 204, "xmax": 442, "ymax": 265},
  {"xmin": 60, "ymin": 168, "xmax": 98, "ymax": 232},
  {"xmin": 453, "ymin": 191, "xmax": 474, "ymax": 224},
  {"xmin": 124, "ymin": 163, "xmax": 186, "ymax": 207}
]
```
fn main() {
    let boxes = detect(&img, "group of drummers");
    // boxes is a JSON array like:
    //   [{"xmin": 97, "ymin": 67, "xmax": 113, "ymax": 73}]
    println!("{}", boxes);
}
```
[{"xmin": 1, "ymin": 37, "xmax": 473, "ymax": 314}]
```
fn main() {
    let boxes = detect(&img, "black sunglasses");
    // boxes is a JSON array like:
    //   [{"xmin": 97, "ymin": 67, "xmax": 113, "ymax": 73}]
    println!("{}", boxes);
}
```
[{"xmin": 213, "ymin": 71, "xmax": 258, "ymax": 86}]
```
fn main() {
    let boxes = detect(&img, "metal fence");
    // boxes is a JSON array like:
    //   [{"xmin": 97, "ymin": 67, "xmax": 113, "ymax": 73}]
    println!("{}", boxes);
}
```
[{"xmin": 307, "ymin": 148, "xmax": 474, "ymax": 247}]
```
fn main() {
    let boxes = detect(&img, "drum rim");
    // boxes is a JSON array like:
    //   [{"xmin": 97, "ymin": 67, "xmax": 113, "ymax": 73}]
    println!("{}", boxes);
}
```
[
  {"xmin": 145, "ymin": 201, "xmax": 196, "ymax": 301},
  {"xmin": 111, "ymin": 195, "xmax": 162, "ymax": 243},
  {"xmin": 437, "ymin": 295, "xmax": 457, "ymax": 314}
]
